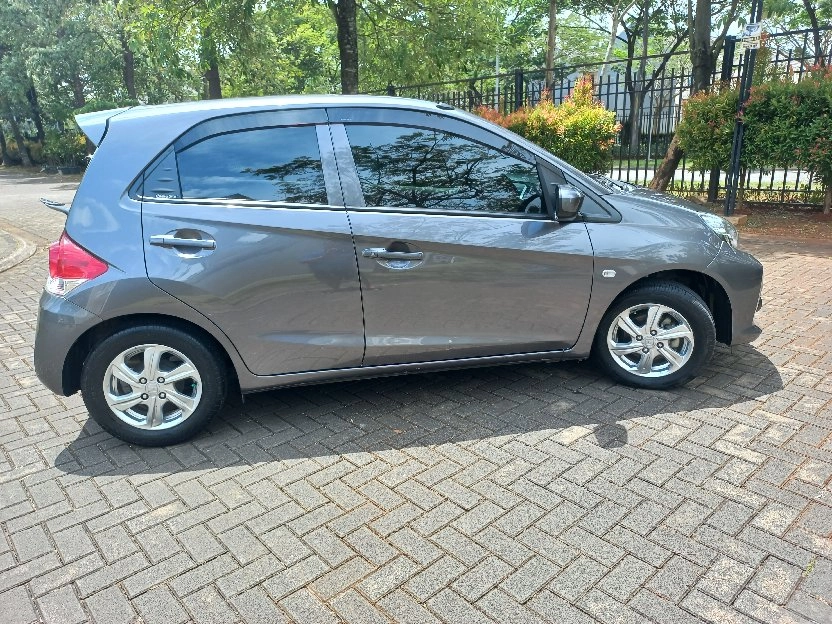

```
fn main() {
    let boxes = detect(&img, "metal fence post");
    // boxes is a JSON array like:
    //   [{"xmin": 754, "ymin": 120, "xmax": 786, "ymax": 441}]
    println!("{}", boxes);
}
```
[
  {"xmin": 724, "ymin": 3, "xmax": 763, "ymax": 216},
  {"xmin": 708, "ymin": 36, "xmax": 738, "ymax": 202},
  {"xmin": 513, "ymin": 68, "xmax": 524, "ymax": 111}
]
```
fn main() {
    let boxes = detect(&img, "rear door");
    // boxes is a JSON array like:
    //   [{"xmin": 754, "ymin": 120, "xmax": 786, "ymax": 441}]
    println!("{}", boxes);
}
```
[
  {"xmin": 328, "ymin": 107, "xmax": 595, "ymax": 366},
  {"xmin": 140, "ymin": 109, "xmax": 365, "ymax": 376}
]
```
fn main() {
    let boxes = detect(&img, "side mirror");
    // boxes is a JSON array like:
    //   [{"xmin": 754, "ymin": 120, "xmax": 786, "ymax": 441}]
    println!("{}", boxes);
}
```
[{"xmin": 545, "ymin": 184, "xmax": 584, "ymax": 222}]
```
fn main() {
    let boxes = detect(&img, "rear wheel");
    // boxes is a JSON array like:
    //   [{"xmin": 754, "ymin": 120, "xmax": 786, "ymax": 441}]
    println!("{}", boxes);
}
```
[
  {"xmin": 594, "ymin": 281, "xmax": 716, "ymax": 389},
  {"xmin": 80, "ymin": 325, "xmax": 226, "ymax": 446}
]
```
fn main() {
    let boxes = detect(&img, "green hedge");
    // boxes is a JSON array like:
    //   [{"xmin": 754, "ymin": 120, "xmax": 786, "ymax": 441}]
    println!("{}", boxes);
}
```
[{"xmin": 676, "ymin": 66, "xmax": 832, "ymax": 212}]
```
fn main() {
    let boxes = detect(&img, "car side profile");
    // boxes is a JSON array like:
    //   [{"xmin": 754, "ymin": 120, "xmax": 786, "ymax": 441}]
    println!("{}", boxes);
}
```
[{"xmin": 34, "ymin": 95, "xmax": 763, "ymax": 446}]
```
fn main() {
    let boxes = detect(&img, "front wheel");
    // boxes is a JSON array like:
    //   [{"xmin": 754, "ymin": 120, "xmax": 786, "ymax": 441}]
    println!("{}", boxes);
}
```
[
  {"xmin": 80, "ymin": 325, "xmax": 227, "ymax": 446},
  {"xmin": 593, "ymin": 281, "xmax": 716, "ymax": 389}
]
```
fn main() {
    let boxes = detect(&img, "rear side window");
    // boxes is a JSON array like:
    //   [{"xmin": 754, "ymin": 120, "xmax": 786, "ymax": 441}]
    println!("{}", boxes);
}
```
[{"xmin": 175, "ymin": 126, "xmax": 328, "ymax": 205}]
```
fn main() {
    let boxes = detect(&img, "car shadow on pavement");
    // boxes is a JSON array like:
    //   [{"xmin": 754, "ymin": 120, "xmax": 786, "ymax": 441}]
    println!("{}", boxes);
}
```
[{"xmin": 53, "ymin": 343, "xmax": 783, "ymax": 477}]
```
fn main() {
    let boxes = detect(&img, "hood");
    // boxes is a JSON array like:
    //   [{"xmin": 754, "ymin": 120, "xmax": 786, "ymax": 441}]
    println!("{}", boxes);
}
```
[{"xmin": 591, "ymin": 176, "xmax": 714, "ymax": 231}]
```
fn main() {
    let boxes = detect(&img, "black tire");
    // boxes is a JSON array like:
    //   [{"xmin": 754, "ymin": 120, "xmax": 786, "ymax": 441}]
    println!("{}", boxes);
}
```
[
  {"xmin": 593, "ymin": 281, "xmax": 716, "ymax": 389},
  {"xmin": 80, "ymin": 325, "xmax": 227, "ymax": 446}
]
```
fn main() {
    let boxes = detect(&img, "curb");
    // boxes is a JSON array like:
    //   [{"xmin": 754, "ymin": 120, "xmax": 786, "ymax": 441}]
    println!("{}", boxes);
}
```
[{"xmin": 0, "ymin": 229, "xmax": 37, "ymax": 274}]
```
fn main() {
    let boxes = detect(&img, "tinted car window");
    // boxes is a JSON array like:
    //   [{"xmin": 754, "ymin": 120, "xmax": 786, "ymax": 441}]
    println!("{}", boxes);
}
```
[
  {"xmin": 176, "ymin": 126, "xmax": 328, "ymax": 204},
  {"xmin": 345, "ymin": 124, "xmax": 542, "ymax": 214}
]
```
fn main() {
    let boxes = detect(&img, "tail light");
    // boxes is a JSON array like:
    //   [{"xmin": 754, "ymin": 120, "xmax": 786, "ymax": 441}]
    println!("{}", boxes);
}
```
[{"xmin": 46, "ymin": 231, "xmax": 108, "ymax": 296}]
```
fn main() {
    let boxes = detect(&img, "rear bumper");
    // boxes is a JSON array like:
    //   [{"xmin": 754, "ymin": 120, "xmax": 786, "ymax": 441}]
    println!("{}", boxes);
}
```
[{"xmin": 34, "ymin": 290, "xmax": 102, "ymax": 396}]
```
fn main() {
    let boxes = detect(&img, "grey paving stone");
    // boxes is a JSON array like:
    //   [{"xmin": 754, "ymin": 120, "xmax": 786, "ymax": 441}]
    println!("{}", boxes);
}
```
[
  {"xmin": 182, "ymin": 585, "xmax": 240, "ymax": 624},
  {"xmin": 85, "ymin": 585, "xmax": 137, "ymax": 624},
  {"xmin": 427, "ymin": 589, "xmax": 496, "ymax": 624},
  {"xmin": 406, "ymin": 554, "xmax": 467, "ymax": 601},
  {"xmin": 452, "ymin": 555, "xmax": 513, "ymax": 602},
  {"xmin": 358, "ymin": 555, "xmax": 420, "ymax": 601},
  {"xmin": 36, "ymin": 585, "xmax": 85, "ymax": 624},
  {"xmin": 378, "ymin": 589, "xmax": 441, "ymax": 624},
  {"xmin": 749, "ymin": 556, "xmax": 803, "ymax": 605},
  {"xmin": 10, "ymin": 524, "xmax": 51, "ymax": 563},
  {"xmin": 51, "ymin": 525, "xmax": 94, "ymax": 565},
  {"xmin": 500, "ymin": 554, "xmax": 561, "ymax": 602},
  {"xmin": 231, "ymin": 586, "xmax": 290, "ymax": 624},
  {"xmin": 0, "ymin": 586, "xmax": 38, "ymax": 624},
  {"xmin": 596, "ymin": 554, "xmax": 655, "ymax": 601},
  {"xmin": 331, "ymin": 589, "xmax": 391, "ymax": 624},
  {"xmin": 280, "ymin": 589, "xmax": 339, "ymax": 624},
  {"xmin": 134, "ymin": 586, "xmax": 189, "ymax": 624}
]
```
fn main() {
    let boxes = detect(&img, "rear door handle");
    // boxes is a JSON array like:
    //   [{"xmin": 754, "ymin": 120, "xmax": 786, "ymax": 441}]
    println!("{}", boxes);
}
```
[
  {"xmin": 362, "ymin": 248, "xmax": 423, "ymax": 261},
  {"xmin": 150, "ymin": 235, "xmax": 216, "ymax": 250}
]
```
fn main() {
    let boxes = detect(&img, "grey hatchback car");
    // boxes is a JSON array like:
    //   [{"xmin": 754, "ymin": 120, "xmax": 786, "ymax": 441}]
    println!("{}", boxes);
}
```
[{"xmin": 34, "ymin": 95, "xmax": 763, "ymax": 446}]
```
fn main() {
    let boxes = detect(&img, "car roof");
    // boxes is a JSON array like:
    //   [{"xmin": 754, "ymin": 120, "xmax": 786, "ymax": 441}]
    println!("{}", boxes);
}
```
[
  {"xmin": 76, "ymin": 95, "xmax": 463, "ymax": 145},
  {"xmin": 118, "ymin": 94, "xmax": 454, "ymax": 121}
]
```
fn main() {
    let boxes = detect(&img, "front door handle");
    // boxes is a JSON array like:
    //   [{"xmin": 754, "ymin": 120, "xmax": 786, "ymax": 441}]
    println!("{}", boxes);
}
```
[
  {"xmin": 362, "ymin": 248, "xmax": 423, "ymax": 261},
  {"xmin": 150, "ymin": 235, "xmax": 216, "ymax": 250}
]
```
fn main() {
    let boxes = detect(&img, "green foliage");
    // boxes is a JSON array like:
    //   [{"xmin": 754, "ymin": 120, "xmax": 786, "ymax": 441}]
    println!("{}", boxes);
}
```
[
  {"xmin": 676, "ymin": 87, "xmax": 738, "ymax": 172},
  {"xmin": 42, "ymin": 129, "xmax": 86, "ymax": 166},
  {"xmin": 475, "ymin": 76, "xmax": 621, "ymax": 173},
  {"xmin": 743, "ymin": 67, "xmax": 832, "ymax": 195}
]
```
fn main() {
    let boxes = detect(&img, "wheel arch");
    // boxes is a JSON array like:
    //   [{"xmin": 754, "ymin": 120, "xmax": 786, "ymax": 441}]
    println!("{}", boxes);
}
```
[
  {"xmin": 61, "ymin": 313, "xmax": 241, "ymax": 398},
  {"xmin": 617, "ymin": 270, "xmax": 732, "ymax": 345}
]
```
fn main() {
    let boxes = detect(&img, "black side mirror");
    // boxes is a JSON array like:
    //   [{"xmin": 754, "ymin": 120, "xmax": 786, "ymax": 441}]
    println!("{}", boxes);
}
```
[{"xmin": 545, "ymin": 183, "xmax": 583, "ymax": 222}]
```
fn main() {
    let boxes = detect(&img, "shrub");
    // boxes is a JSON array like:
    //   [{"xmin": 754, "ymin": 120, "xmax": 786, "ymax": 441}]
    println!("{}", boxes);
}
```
[
  {"xmin": 743, "ymin": 66, "xmax": 832, "ymax": 213},
  {"xmin": 676, "ymin": 87, "xmax": 738, "ymax": 173},
  {"xmin": 43, "ymin": 129, "xmax": 87, "ymax": 167},
  {"xmin": 475, "ymin": 76, "xmax": 620, "ymax": 173}
]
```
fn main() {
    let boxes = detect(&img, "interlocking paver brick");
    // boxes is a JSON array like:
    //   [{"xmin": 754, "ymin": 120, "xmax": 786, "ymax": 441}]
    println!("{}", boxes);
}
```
[
  {"xmin": 2, "ymin": 179, "xmax": 832, "ymax": 624},
  {"xmin": 36, "ymin": 585, "xmax": 85, "ymax": 624},
  {"xmin": 231, "ymin": 586, "xmax": 290, "ymax": 624},
  {"xmin": 0, "ymin": 586, "xmax": 38, "ymax": 624},
  {"xmin": 749, "ymin": 556, "xmax": 803, "ymax": 604},
  {"xmin": 85, "ymin": 585, "xmax": 137, "ymax": 624},
  {"xmin": 134, "ymin": 586, "xmax": 189, "ymax": 624}
]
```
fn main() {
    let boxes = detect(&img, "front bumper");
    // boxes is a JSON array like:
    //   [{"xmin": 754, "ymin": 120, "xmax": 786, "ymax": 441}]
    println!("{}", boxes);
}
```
[
  {"xmin": 34, "ymin": 290, "xmax": 103, "ymax": 396},
  {"xmin": 708, "ymin": 244, "xmax": 764, "ymax": 345}
]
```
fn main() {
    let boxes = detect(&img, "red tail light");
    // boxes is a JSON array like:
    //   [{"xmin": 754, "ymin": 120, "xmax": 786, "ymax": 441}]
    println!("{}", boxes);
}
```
[{"xmin": 46, "ymin": 231, "xmax": 108, "ymax": 295}]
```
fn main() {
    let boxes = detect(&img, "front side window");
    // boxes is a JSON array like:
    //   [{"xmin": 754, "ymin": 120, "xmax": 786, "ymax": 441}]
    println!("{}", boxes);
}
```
[
  {"xmin": 176, "ymin": 125, "xmax": 328, "ymax": 205},
  {"xmin": 345, "ymin": 124, "xmax": 542, "ymax": 215}
]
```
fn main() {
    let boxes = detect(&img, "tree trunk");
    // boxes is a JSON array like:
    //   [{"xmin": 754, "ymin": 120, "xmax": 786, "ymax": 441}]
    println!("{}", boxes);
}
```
[
  {"xmin": 201, "ymin": 28, "xmax": 223, "ymax": 100},
  {"xmin": 650, "ymin": 133, "xmax": 682, "ymax": 190},
  {"xmin": 71, "ymin": 73, "xmax": 86, "ymax": 108},
  {"xmin": 120, "ymin": 31, "xmax": 136, "ymax": 99},
  {"xmin": 0, "ymin": 126, "xmax": 12, "ymax": 166},
  {"xmin": 544, "ymin": 0, "xmax": 558, "ymax": 88},
  {"xmin": 802, "ymin": 0, "xmax": 825, "ymax": 67},
  {"xmin": 650, "ymin": 0, "xmax": 712, "ymax": 190},
  {"xmin": 824, "ymin": 180, "xmax": 831, "ymax": 215},
  {"xmin": 690, "ymin": 0, "xmax": 714, "ymax": 91},
  {"xmin": 26, "ymin": 81, "xmax": 45, "ymax": 144},
  {"xmin": 8, "ymin": 116, "xmax": 32, "ymax": 167},
  {"xmin": 330, "ymin": 0, "xmax": 358, "ymax": 94}
]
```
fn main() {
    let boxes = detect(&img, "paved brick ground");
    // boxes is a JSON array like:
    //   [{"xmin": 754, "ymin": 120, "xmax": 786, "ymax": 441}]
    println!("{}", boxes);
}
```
[{"xmin": 1, "ymin": 169, "xmax": 831, "ymax": 623}]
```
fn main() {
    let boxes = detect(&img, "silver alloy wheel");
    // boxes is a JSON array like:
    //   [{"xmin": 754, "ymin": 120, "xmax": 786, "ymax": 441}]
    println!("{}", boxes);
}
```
[
  {"xmin": 102, "ymin": 343, "xmax": 203, "ymax": 430},
  {"xmin": 606, "ymin": 303, "xmax": 695, "ymax": 377}
]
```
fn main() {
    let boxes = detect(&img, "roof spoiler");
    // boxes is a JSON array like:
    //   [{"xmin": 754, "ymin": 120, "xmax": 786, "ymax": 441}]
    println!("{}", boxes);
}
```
[{"xmin": 74, "ymin": 107, "xmax": 131, "ymax": 146}]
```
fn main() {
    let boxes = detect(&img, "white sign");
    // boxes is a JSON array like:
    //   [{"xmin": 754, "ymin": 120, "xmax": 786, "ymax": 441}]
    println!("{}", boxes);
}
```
[{"xmin": 740, "ymin": 23, "xmax": 764, "ymax": 51}]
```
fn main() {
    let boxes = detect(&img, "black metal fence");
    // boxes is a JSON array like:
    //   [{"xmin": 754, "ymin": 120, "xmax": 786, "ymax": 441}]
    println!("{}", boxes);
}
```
[{"xmin": 374, "ymin": 27, "xmax": 832, "ymax": 207}]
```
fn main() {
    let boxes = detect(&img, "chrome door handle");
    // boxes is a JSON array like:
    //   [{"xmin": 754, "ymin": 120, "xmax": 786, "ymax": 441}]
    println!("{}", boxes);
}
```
[
  {"xmin": 362, "ymin": 248, "xmax": 423, "ymax": 261},
  {"xmin": 150, "ymin": 235, "xmax": 216, "ymax": 250}
]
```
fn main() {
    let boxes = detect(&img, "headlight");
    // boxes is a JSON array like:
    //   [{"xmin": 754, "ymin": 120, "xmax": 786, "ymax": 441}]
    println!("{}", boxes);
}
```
[{"xmin": 700, "ymin": 213, "xmax": 738, "ymax": 248}]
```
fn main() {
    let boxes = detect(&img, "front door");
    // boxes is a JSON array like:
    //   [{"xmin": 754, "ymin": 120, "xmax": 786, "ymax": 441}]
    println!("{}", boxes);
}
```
[
  {"xmin": 328, "ymin": 111, "xmax": 595, "ymax": 366},
  {"xmin": 141, "ymin": 111, "xmax": 365, "ymax": 376}
]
